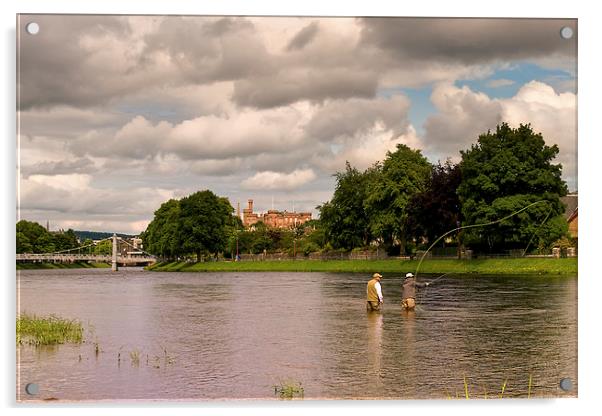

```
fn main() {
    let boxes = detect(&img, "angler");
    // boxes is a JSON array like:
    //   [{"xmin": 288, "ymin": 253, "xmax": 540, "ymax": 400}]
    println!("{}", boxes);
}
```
[{"xmin": 401, "ymin": 272, "xmax": 430, "ymax": 311}]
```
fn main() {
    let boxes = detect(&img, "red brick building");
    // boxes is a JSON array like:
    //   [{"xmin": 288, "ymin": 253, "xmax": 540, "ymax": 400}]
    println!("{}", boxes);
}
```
[{"xmin": 242, "ymin": 199, "xmax": 312, "ymax": 229}]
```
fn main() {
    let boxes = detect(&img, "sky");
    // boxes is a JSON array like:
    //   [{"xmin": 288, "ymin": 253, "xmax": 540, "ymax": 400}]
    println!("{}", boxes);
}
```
[{"xmin": 16, "ymin": 15, "xmax": 577, "ymax": 235}]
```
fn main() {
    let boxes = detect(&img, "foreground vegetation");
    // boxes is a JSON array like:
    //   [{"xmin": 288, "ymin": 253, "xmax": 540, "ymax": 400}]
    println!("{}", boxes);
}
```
[
  {"xmin": 17, "ymin": 314, "xmax": 84, "ymax": 346},
  {"xmin": 16, "ymin": 262, "xmax": 111, "ymax": 270},
  {"xmin": 148, "ymin": 257, "xmax": 577, "ymax": 275}
]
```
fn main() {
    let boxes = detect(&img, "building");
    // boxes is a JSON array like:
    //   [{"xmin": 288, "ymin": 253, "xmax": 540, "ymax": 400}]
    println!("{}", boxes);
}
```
[
  {"xmin": 242, "ymin": 199, "xmax": 312, "ymax": 229},
  {"xmin": 561, "ymin": 193, "xmax": 578, "ymax": 239}
]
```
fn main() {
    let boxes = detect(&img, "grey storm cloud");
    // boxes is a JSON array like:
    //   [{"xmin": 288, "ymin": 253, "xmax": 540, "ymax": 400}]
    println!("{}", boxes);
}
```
[
  {"xmin": 304, "ymin": 95, "xmax": 410, "ymax": 141},
  {"xmin": 18, "ymin": 15, "xmax": 132, "ymax": 110},
  {"xmin": 286, "ymin": 21, "xmax": 320, "ymax": 51},
  {"xmin": 232, "ymin": 69, "xmax": 378, "ymax": 108},
  {"xmin": 20, "ymin": 157, "xmax": 95, "ymax": 178},
  {"xmin": 142, "ymin": 17, "xmax": 274, "ymax": 83},
  {"xmin": 359, "ymin": 17, "xmax": 576, "ymax": 65}
]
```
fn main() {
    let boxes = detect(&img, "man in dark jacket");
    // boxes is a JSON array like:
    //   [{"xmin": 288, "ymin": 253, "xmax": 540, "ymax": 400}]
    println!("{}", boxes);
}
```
[{"xmin": 401, "ymin": 272, "xmax": 429, "ymax": 310}]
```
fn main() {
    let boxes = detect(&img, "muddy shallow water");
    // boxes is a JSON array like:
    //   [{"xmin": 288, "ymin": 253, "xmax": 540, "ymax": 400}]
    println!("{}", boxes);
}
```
[{"xmin": 17, "ymin": 268, "xmax": 577, "ymax": 401}]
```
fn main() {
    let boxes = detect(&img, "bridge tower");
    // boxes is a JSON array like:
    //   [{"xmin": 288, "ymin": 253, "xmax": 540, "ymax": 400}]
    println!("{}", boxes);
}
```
[{"xmin": 112, "ymin": 233, "xmax": 118, "ymax": 272}]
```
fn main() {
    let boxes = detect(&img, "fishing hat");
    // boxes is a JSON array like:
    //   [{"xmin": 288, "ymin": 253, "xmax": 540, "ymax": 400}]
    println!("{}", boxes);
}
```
[
  {"xmin": 373, "ymin": 273, "xmax": 383, "ymax": 279},
  {"xmin": 405, "ymin": 272, "xmax": 414, "ymax": 278}
]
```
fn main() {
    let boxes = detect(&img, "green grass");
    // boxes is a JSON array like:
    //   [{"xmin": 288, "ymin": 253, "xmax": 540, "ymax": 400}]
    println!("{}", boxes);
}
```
[
  {"xmin": 148, "ymin": 258, "xmax": 577, "ymax": 275},
  {"xmin": 16, "ymin": 261, "xmax": 111, "ymax": 270},
  {"xmin": 16, "ymin": 313, "xmax": 84, "ymax": 346}
]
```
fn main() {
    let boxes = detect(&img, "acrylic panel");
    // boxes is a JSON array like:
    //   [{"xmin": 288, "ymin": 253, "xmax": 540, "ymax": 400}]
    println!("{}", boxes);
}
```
[{"xmin": 16, "ymin": 15, "xmax": 578, "ymax": 402}]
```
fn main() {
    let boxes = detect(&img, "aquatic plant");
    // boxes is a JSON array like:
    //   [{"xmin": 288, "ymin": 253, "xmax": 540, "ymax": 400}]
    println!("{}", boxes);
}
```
[
  {"xmin": 273, "ymin": 380, "xmax": 304, "ymax": 399},
  {"xmin": 16, "ymin": 313, "xmax": 83, "ymax": 346},
  {"xmin": 130, "ymin": 349, "xmax": 140, "ymax": 366}
]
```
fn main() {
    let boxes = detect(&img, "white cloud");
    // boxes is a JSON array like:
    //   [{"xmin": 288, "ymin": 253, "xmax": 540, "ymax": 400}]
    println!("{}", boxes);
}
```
[
  {"xmin": 241, "ymin": 169, "xmax": 317, "ymax": 191},
  {"xmin": 422, "ymin": 81, "xmax": 577, "ymax": 189}
]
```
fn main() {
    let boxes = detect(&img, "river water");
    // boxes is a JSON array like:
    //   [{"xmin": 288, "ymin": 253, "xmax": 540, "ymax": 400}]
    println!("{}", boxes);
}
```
[{"xmin": 16, "ymin": 268, "xmax": 577, "ymax": 401}]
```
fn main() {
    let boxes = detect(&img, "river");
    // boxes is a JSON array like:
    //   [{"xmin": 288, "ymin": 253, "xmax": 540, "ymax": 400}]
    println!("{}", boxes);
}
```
[{"xmin": 16, "ymin": 267, "xmax": 577, "ymax": 401}]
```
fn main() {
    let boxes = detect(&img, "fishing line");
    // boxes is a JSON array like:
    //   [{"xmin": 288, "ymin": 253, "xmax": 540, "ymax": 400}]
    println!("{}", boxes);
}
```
[{"xmin": 413, "ymin": 200, "xmax": 553, "ymax": 282}]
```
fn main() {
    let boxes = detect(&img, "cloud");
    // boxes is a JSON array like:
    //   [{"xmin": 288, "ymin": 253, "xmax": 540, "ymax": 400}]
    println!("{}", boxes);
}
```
[
  {"xmin": 304, "ymin": 95, "xmax": 410, "ymax": 141},
  {"xmin": 422, "ymin": 81, "xmax": 576, "ymax": 188},
  {"xmin": 359, "ymin": 18, "xmax": 576, "ymax": 66},
  {"xmin": 241, "ymin": 169, "xmax": 317, "ymax": 191},
  {"xmin": 20, "ymin": 158, "xmax": 95, "ymax": 178},
  {"xmin": 286, "ymin": 21, "xmax": 320, "ymax": 51},
  {"xmin": 423, "ymin": 83, "xmax": 504, "ymax": 159}
]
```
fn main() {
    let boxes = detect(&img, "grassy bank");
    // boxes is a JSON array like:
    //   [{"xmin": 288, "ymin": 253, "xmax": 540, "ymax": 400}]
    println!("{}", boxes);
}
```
[
  {"xmin": 148, "ymin": 257, "xmax": 577, "ymax": 275},
  {"xmin": 17, "ymin": 313, "xmax": 84, "ymax": 346},
  {"xmin": 16, "ymin": 261, "xmax": 111, "ymax": 270}
]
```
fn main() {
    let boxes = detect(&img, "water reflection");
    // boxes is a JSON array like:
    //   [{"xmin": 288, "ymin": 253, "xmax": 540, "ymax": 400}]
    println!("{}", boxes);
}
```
[{"xmin": 366, "ymin": 312, "xmax": 383, "ymax": 385}]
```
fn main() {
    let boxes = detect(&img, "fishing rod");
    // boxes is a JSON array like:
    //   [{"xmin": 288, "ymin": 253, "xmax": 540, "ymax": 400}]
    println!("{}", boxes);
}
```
[
  {"xmin": 427, "ymin": 272, "xmax": 451, "ymax": 285},
  {"xmin": 413, "ymin": 200, "xmax": 553, "ymax": 281}
]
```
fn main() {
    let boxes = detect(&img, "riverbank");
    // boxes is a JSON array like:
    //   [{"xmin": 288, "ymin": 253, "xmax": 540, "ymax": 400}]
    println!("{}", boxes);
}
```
[
  {"xmin": 16, "ymin": 262, "xmax": 111, "ymax": 270},
  {"xmin": 147, "ymin": 257, "xmax": 577, "ymax": 275}
]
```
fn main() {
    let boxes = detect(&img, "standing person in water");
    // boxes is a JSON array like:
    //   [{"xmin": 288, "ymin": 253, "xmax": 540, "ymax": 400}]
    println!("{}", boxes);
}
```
[
  {"xmin": 366, "ymin": 273, "xmax": 384, "ymax": 312},
  {"xmin": 401, "ymin": 272, "xmax": 429, "ymax": 310}
]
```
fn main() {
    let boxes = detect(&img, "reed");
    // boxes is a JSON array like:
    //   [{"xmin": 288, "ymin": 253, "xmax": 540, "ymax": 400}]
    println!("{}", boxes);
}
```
[
  {"xmin": 130, "ymin": 349, "xmax": 140, "ymax": 366},
  {"xmin": 16, "ymin": 313, "xmax": 83, "ymax": 346}
]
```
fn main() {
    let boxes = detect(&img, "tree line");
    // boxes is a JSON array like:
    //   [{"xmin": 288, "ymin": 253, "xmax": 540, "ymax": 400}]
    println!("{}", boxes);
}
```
[
  {"xmin": 16, "ymin": 221, "xmax": 79, "ymax": 254},
  {"xmin": 17, "ymin": 123, "xmax": 570, "ymax": 259},
  {"xmin": 140, "ymin": 123, "xmax": 569, "ymax": 260},
  {"xmin": 319, "ymin": 123, "xmax": 568, "ymax": 255}
]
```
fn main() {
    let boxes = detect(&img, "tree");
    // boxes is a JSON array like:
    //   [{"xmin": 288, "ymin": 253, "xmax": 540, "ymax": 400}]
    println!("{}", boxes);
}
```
[
  {"xmin": 93, "ymin": 239, "xmax": 112, "ymax": 255},
  {"xmin": 457, "ymin": 123, "xmax": 568, "ymax": 252},
  {"xmin": 16, "ymin": 232, "xmax": 33, "ymax": 254},
  {"xmin": 364, "ymin": 144, "xmax": 432, "ymax": 253},
  {"xmin": 318, "ymin": 162, "xmax": 375, "ymax": 250},
  {"xmin": 53, "ymin": 229, "xmax": 79, "ymax": 251},
  {"xmin": 143, "ymin": 199, "xmax": 182, "ymax": 260},
  {"xmin": 178, "ymin": 190, "xmax": 234, "ymax": 262},
  {"xmin": 405, "ymin": 160, "xmax": 462, "ymax": 248},
  {"xmin": 16, "ymin": 220, "xmax": 55, "ymax": 253}
]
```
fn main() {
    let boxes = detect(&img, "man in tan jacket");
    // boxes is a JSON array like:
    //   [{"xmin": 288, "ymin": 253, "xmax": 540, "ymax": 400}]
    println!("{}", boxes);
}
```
[{"xmin": 366, "ymin": 273, "xmax": 384, "ymax": 312}]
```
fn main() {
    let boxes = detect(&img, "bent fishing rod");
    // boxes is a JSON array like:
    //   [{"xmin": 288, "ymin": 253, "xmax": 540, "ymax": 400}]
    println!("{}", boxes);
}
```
[{"xmin": 413, "ymin": 200, "xmax": 553, "ymax": 282}]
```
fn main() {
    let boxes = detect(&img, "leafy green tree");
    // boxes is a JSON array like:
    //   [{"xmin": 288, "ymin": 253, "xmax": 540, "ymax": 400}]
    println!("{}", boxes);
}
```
[
  {"xmin": 179, "ymin": 190, "xmax": 234, "ymax": 262},
  {"xmin": 53, "ymin": 229, "xmax": 79, "ymax": 251},
  {"xmin": 16, "ymin": 232, "xmax": 33, "ymax": 253},
  {"xmin": 318, "ymin": 162, "xmax": 376, "ymax": 250},
  {"xmin": 93, "ymin": 239, "xmax": 112, "ymax": 255},
  {"xmin": 16, "ymin": 220, "xmax": 55, "ymax": 253},
  {"xmin": 457, "ymin": 123, "xmax": 568, "ymax": 252},
  {"xmin": 143, "ymin": 199, "xmax": 182, "ymax": 259},
  {"xmin": 364, "ymin": 144, "xmax": 432, "ymax": 253},
  {"xmin": 405, "ymin": 160, "xmax": 462, "ymax": 248}
]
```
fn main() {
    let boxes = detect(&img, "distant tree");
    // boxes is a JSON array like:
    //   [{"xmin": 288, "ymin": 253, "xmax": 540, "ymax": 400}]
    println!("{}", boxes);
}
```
[
  {"xmin": 364, "ymin": 144, "xmax": 432, "ymax": 254},
  {"xmin": 178, "ymin": 190, "xmax": 234, "ymax": 262},
  {"xmin": 16, "ymin": 232, "xmax": 33, "ymax": 254},
  {"xmin": 16, "ymin": 220, "xmax": 55, "ymax": 253},
  {"xmin": 143, "ymin": 199, "xmax": 181, "ymax": 260},
  {"xmin": 457, "ymin": 123, "xmax": 568, "ymax": 252},
  {"xmin": 93, "ymin": 239, "xmax": 112, "ymax": 255},
  {"xmin": 53, "ymin": 229, "xmax": 79, "ymax": 252},
  {"xmin": 405, "ymin": 160, "xmax": 462, "ymax": 248}
]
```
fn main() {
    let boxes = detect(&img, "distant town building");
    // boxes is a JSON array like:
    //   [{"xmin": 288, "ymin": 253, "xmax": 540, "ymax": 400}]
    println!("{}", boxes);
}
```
[
  {"xmin": 561, "ymin": 193, "xmax": 578, "ymax": 239},
  {"xmin": 242, "ymin": 199, "xmax": 312, "ymax": 229}
]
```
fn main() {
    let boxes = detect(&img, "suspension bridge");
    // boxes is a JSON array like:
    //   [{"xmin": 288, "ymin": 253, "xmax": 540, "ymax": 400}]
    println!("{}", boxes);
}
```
[{"xmin": 16, "ymin": 234, "xmax": 157, "ymax": 271}]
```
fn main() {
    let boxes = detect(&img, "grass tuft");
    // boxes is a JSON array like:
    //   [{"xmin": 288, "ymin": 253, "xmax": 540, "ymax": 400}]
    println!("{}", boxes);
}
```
[
  {"xmin": 17, "ymin": 313, "xmax": 83, "ymax": 346},
  {"xmin": 273, "ymin": 380, "xmax": 304, "ymax": 399}
]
